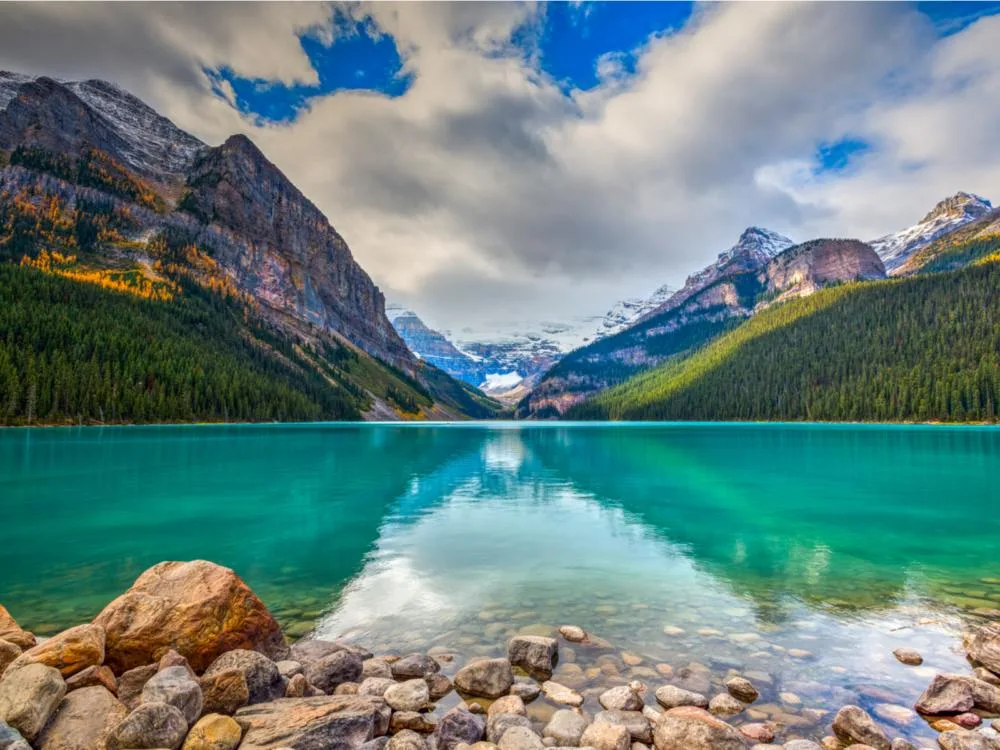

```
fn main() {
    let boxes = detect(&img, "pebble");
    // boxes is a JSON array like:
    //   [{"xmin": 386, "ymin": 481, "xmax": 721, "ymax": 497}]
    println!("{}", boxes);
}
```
[
  {"xmin": 559, "ymin": 626, "xmax": 586, "ymax": 643},
  {"xmin": 891, "ymin": 648, "xmax": 923, "ymax": 666}
]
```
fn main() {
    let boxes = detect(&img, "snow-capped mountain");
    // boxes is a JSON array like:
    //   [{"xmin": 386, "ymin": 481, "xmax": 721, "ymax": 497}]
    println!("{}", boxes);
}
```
[
  {"xmin": 638, "ymin": 226, "xmax": 794, "ymax": 323},
  {"xmin": 870, "ymin": 192, "xmax": 993, "ymax": 273},
  {"xmin": 595, "ymin": 284, "xmax": 676, "ymax": 339}
]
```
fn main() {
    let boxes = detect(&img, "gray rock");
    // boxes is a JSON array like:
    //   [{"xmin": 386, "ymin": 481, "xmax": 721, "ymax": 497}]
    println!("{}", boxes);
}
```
[
  {"xmin": 455, "ymin": 659, "xmax": 514, "ymax": 699},
  {"xmin": 362, "ymin": 658, "xmax": 394, "ymax": 680},
  {"xmin": 35, "ymin": 685, "xmax": 127, "ymax": 750},
  {"xmin": 428, "ymin": 674, "xmax": 453, "ymax": 701},
  {"xmin": 487, "ymin": 713, "xmax": 532, "ymax": 744},
  {"xmin": 435, "ymin": 708, "xmax": 486, "ymax": 750},
  {"xmin": 890, "ymin": 738, "xmax": 918, "ymax": 750},
  {"xmin": 724, "ymin": 676, "xmax": 759, "ymax": 703},
  {"xmin": 937, "ymin": 729, "xmax": 999, "ymax": 750},
  {"xmin": 117, "ymin": 664, "xmax": 158, "ymax": 711},
  {"xmin": 304, "ymin": 650, "xmax": 364, "ymax": 694},
  {"xmin": 498, "ymin": 726, "xmax": 545, "ymax": 750},
  {"xmin": 831, "ymin": 705, "xmax": 890, "ymax": 750},
  {"xmin": 385, "ymin": 679, "xmax": 430, "ymax": 712},
  {"xmin": 0, "ymin": 722, "xmax": 30, "ymax": 750},
  {"xmin": 508, "ymin": 637, "xmax": 558, "ymax": 677},
  {"xmin": 651, "ymin": 707, "xmax": 745, "ymax": 750},
  {"xmin": 393, "ymin": 654, "xmax": 441, "ymax": 679},
  {"xmin": 106, "ymin": 701, "xmax": 188, "ymax": 750},
  {"xmin": 672, "ymin": 667, "xmax": 711, "ymax": 696},
  {"xmin": 203, "ymin": 650, "xmax": 283, "ymax": 705},
  {"xmin": 579, "ymin": 721, "xmax": 629, "ymax": 750},
  {"xmin": 360, "ymin": 678, "xmax": 396, "ymax": 697},
  {"xmin": 595, "ymin": 710, "xmax": 652, "ymax": 744},
  {"xmin": 388, "ymin": 729, "xmax": 427, "ymax": 750},
  {"xmin": 707, "ymin": 693, "xmax": 744, "ymax": 717},
  {"xmin": 290, "ymin": 640, "xmax": 371, "ymax": 665},
  {"xmin": 361, "ymin": 738, "xmax": 390, "ymax": 750},
  {"xmin": 235, "ymin": 695, "xmax": 391, "ymax": 750},
  {"xmin": 141, "ymin": 665, "xmax": 203, "ymax": 726},
  {"xmin": 543, "ymin": 709, "xmax": 592, "ymax": 746},
  {"xmin": 488, "ymin": 696, "xmax": 526, "ymax": 719},
  {"xmin": 511, "ymin": 681, "xmax": 541, "ymax": 703},
  {"xmin": 277, "ymin": 660, "xmax": 304, "ymax": 678},
  {"xmin": 0, "ymin": 663, "xmax": 66, "ymax": 741},
  {"xmin": 599, "ymin": 686, "xmax": 643, "ymax": 712},
  {"xmin": 653, "ymin": 685, "xmax": 708, "ymax": 710}
]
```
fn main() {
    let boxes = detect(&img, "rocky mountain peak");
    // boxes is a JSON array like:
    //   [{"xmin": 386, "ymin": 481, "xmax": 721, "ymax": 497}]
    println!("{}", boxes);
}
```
[
  {"xmin": 727, "ymin": 226, "xmax": 795, "ymax": 263},
  {"xmin": 919, "ymin": 192, "xmax": 992, "ymax": 224}
]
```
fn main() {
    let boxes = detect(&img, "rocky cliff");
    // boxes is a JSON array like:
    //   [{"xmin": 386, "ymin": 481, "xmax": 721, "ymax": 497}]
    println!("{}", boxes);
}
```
[
  {"xmin": 759, "ymin": 239, "xmax": 885, "ymax": 304},
  {"xmin": 386, "ymin": 305, "xmax": 486, "ymax": 386}
]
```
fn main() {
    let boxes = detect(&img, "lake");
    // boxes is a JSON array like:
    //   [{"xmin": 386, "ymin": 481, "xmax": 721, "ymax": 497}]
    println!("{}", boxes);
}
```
[{"xmin": 1, "ymin": 422, "xmax": 998, "ymax": 743}]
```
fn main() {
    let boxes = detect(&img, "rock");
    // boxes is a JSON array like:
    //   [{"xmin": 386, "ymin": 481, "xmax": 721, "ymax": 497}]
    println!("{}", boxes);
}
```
[
  {"xmin": 580, "ymin": 721, "xmax": 630, "ymax": 750},
  {"xmin": 235, "ymin": 695, "xmax": 391, "ymax": 750},
  {"xmin": 35, "ymin": 685, "xmax": 126, "ymax": 750},
  {"xmin": 391, "ymin": 711, "xmax": 438, "ymax": 734},
  {"xmin": 65, "ymin": 664, "xmax": 117, "ymax": 694},
  {"xmin": 889, "ymin": 739, "xmax": 917, "ymax": 750},
  {"xmin": 304, "ymin": 650, "xmax": 364, "ymax": 694},
  {"xmin": 392, "ymin": 654, "xmax": 441, "ymax": 679},
  {"xmin": 784, "ymin": 742, "xmax": 823, "ymax": 750},
  {"xmin": 5, "ymin": 624, "xmax": 105, "ymax": 678},
  {"xmin": 671, "ymin": 667, "xmax": 711, "ymax": 697},
  {"xmin": 661, "ymin": 627, "xmax": 685, "ymax": 637},
  {"xmin": 118, "ymin": 664, "xmax": 158, "ymax": 710},
  {"xmin": 653, "ymin": 685, "xmax": 708, "ymax": 710},
  {"xmin": 487, "ymin": 713, "xmax": 532, "ymax": 744},
  {"xmin": 708, "ymin": 694, "xmax": 744, "ymax": 717},
  {"xmin": 388, "ymin": 729, "xmax": 427, "ymax": 750},
  {"xmin": 511, "ymin": 681, "xmax": 541, "ymax": 703},
  {"xmin": 199, "ymin": 668, "xmax": 250, "ymax": 715},
  {"xmin": 968, "ymin": 675, "xmax": 1000, "ymax": 713},
  {"xmin": 916, "ymin": 674, "xmax": 977, "ymax": 715},
  {"xmin": 456, "ymin": 659, "xmax": 515, "ymax": 699},
  {"xmin": 651, "ymin": 706, "xmax": 745, "ymax": 750},
  {"xmin": 362, "ymin": 737, "xmax": 391, "ymax": 750},
  {"xmin": 0, "ymin": 722, "xmax": 30, "ymax": 750},
  {"xmin": 831, "ymin": 706, "xmax": 890, "ymax": 750},
  {"xmin": 892, "ymin": 648, "xmax": 923, "ymax": 666},
  {"xmin": 542, "ymin": 681, "xmax": 584, "ymax": 707},
  {"xmin": 276, "ymin": 660, "xmax": 303, "ymax": 679},
  {"xmin": 508, "ymin": 637, "xmax": 559, "ymax": 678},
  {"xmin": 499, "ymin": 726, "xmax": 545, "ymax": 750},
  {"xmin": 360, "ymin": 678, "xmax": 395, "ymax": 697},
  {"xmin": 595, "ymin": 711, "xmax": 652, "ymax": 744},
  {"xmin": 142, "ymin": 665, "xmax": 204, "ymax": 726},
  {"xmin": 543, "ymin": 709, "xmax": 591, "ymax": 746},
  {"xmin": 599, "ymin": 686, "xmax": 643, "ymax": 712},
  {"xmin": 203, "ymin": 650, "xmax": 283, "ymax": 705},
  {"xmin": 428, "ymin": 674, "xmax": 454, "ymax": 700},
  {"xmin": 967, "ymin": 623, "xmax": 1000, "ymax": 676},
  {"xmin": 738, "ymin": 723, "xmax": 775, "ymax": 743},
  {"xmin": 872, "ymin": 703, "xmax": 915, "ymax": 726},
  {"xmin": 559, "ymin": 627, "xmax": 586, "ymax": 643},
  {"xmin": 159, "ymin": 649, "xmax": 195, "ymax": 677},
  {"xmin": 362, "ymin": 658, "xmax": 394, "ymax": 680},
  {"xmin": 93, "ymin": 560, "xmax": 287, "ymax": 673},
  {"xmin": 954, "ymin": 713, "xmax": 983, "ymax": 729},
  {"xmin": 107, "ymin": 701, "xmax": 189, "ymax": 750},
  {"xmin": 0, "ymin": 663, "xmax": 66, "ymax": 740},
  {"xmin": 0, "ymin": 643, "xmax": 19, "ymax": 676},
  {"xmin": 0, "ymin": 607, "xmax": 35, "ymax": 651},
  {"xmin": 725, "ymin": 677, "xmax": 759, "ymax": 704},
  {"xmin": 489, "ymin": 696, "xmax": 526, "ymax": 719},
  {"xmin": 937, "ymin": 730, "xmax": 999, "ymax": 750},
  {"xmin": 435, "ymin": 708, "xmax": 486, "ymax": 750},
  {"xmin": 385, "ymin": 679, "xmax": 430, "ymax": 712},
  {"xmin": 286, "ymin": 673, "xmax": 309, "ymax": 698},
  {"xmin": 182, "ymin": 713, "xmax": 242, "ymax": 750}
]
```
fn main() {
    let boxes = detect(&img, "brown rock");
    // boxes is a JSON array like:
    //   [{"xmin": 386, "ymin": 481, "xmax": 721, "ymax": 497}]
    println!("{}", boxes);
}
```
[
  {"xmin": 5, "ymin": 624, "xmax": 104, "ymax": 678},
  {"xmin": 234, "ymin": 695, "xmax": 391, "ymax": 750},
  {"xmin": 35, "ymin": 686, "xmax": 126, "ymax": 750},
  {"xmin": 65, "ymin": 664, "xmax": 118, "ymax": 694},
  {"xmin": 93, "ymin": 560, "xmax": 287, "ymax": 673},
  {"xmin": 0, "ymin": 606, "xmax": 35, "ymax": 650},
  {"xmin": 391, "ymin": 710, "xmax": 438, "ymax": 734},
  {"xmin": 117, "ymin": 664, "xmax": 157, "ymax": 711},
  {"xmin": 159, "ymin": 649, "xmax": 195, "ymax": 678},
  {"xmin": 937, "ymin": 729, "xmax": 999, "ymax": 750},
  {"xmin": 831, "ymin": 706, "xmax": 889, "ymax": 750},
  {"xmin": 891, "ymin": 648, "xmax": 922, "ymax": 666},
  {"xmin": 738, "ymin": 722, "xmax": 775, "ymax": 743},
  {"xmin": 0, "ymin": 640, "xmax": 21, "ymax": 675},
  {"xmin": 286, "ymin": 673, "xmax": 309, "ymax": 698},
  {"xmin": 181, "ymin": 713, "xmax": 242, "ymax": 750},
  {"xmin": 488, "ymin": 695, "xmax": 527, "ymax": 718},
  {"xmin": 456, "ymin": 659, "xmax": 515, "ymax": 699},
  {"xmin": 651, "ymin": 706, "xmax": 745, "ymax": 750},
  {"xmin": 581, "ymin": 720, "xmax": 630, "ymax": 750},
  {"xmin": 428, "ymin": 673, "xmax": 453, "ymax": 700},
  {"xmin": 967, "ymin": 622, "xmax": 1000, "ymax": 676},
  {"xmin": 595, "ymin": 710, "xmax": 653, "ymax": 744},
  {"xmin": 0, "ymin": 663, "xmax": 66, "ymax": 741},
  {"xmin": 199, "ymin": 669, "xmax": 250, "ymax": 716}
]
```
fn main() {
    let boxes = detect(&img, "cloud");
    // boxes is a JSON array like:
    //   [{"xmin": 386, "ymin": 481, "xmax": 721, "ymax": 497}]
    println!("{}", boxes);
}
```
[{"xmin": 0, "ymin": 2, "xmax": 998, "ymax": 336}]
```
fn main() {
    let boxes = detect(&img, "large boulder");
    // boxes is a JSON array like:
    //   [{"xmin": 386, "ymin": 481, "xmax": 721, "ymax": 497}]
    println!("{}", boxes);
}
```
[
  {"xmin": 915, "ymin": 674, "xmax": 1000, "ymax": 715},
  {"xmin": 203, "ymin": 650, "xmax": 282, "ymax": 705},
  {"xmin": 304, "ymin": 650, "xmax": 364, "ymax": 693},
  {"xmin": 142, "ymin": 665, "xmax": 204, "ymax": 726},
  {"xmin": 651, "ymin": 706, "xmax": 745, "ymax": 750},
  {"xmin": 967, "ymin": 623, "xmax": 1000, "ymax": 676},
  {"xmin": 937, "ymin": 729, "xmax": 1000, "ymax": 750},
  {"xmin": 93, "ymin": 560, "xmax": 287, "ymax": 673},
  {"xmin": 181, "ymin": 713, "xmax": 243, "ymax": 750},
  {"xmin": 235, "ymin": 695, "xmax": 391, "ymax": 750},
  {"xmin": 831, "ymin": 705, "xmax": 890, "ymax": 750},
  {"xmin": 434, "ymin": 708, "xmax": 486, "ymax": 750},
  {"xmin": 507, "ymin": 636, "xmax": 558, "ymax": 677},
  {"xmin": 35, "ymin": 685, "xmax": 126, "ymax": 750},
  {"xmin": 455, "ymin": 659, "xmax": 514, "ymax": 699},
  {"xmin": 0, "ymin": 663, "xmax": 66, "ymax": 740},
  {"xmin": 4, "ymin": 625, "xmax": 104, "ymax": 678},
  {"xmin": 106, "ymin": 701, "xmax": 189, "ymax": 750},
  {"xmin": 0, "ymin": 607, "xmax": 35, "ymax": 651}
]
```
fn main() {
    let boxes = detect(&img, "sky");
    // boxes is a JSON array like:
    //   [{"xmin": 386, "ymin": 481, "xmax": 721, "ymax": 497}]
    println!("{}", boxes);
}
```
[{"xmin": 1, "ymin": 1, "xmax": 1000, "ymax": 337}]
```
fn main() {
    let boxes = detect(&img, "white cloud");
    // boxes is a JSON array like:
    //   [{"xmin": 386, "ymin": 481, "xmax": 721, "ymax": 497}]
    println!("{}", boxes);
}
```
[{"xmin": 1, "ymin": 2, "xmax": 998, "ymax": 335}]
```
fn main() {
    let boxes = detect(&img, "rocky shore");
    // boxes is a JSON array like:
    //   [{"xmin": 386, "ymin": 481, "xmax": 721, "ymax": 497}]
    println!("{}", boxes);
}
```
[{"xmin": 1, "ymin": 561, "xmax": 999, "ymax": 750}]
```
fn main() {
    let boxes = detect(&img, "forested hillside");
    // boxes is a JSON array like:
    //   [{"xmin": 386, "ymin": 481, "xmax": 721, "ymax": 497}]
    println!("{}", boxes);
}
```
[{"xmin": 569, "ymin": 260, "xmax": 1000, "ymax": 423}]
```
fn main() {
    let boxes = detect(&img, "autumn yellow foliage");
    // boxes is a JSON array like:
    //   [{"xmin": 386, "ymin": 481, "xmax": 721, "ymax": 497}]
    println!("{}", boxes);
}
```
[{"xmin": 21, "ymin": 249, "xmax": 177, "ymax": 302}]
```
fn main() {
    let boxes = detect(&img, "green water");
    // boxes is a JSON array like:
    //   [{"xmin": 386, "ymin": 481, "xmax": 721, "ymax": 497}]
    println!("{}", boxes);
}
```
[{"xmin": 1, "ymin": 423, "xmax": 998, "ymax": 743}]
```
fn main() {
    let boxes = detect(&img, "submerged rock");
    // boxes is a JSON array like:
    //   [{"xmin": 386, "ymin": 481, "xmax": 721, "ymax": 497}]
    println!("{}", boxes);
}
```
[
  {"xmin": 831, "ymin": 705, "xmax": 890, "ymax": 750},
  {"xmin": 508, "ymin": 637, "xmax": 558, "ymax": 677},
  {"xmin": 559, "ymin": 627, "xmax": 586, "ymax": 643}
]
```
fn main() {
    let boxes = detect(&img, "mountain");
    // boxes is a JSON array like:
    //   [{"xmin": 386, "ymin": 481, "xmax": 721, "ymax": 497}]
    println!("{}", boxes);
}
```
[
  {"xmin": 894, "ymin": 205, "xmax": 1000, "ymax": 276},
  {"xmin": 0, "ymin": 71, "xmax": 497, "ymax": 423},
  {"xmin": 869, "ymin": 191, "xmax": 993, "ymax": 273},
  {"xmin": 595, "ymin": 283, "xmax": 676, "ymax": 338},
  {"xmin": 569, "ymin": 257, "xmax": 1000, "ymax": 423},
  {"xmin": 385, "ymin": 304, "xmax": 486, "ymax": 387}
]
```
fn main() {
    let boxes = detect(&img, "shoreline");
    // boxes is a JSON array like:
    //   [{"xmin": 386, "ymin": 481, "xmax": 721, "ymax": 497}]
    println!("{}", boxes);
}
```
[{"xmin": 1, "ymin": 561, "xmax": 999, "ymax": 750}]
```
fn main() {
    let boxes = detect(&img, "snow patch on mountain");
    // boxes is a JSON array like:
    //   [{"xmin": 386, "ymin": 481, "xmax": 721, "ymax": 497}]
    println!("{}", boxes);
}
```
[
  {"xmin": 870, "ymin": 192, "xmax": 993, "ymax": 273},
  {"xmin": 0, "ymin": 71, "xmax": 33, "ymax": 112},
  {"xmin": 596, "ymin": 283, "xmax": 676, "ymax": 338},
  {"xmin": 483, "ymin": 372, "xmax": 523, "ymax": 391}
]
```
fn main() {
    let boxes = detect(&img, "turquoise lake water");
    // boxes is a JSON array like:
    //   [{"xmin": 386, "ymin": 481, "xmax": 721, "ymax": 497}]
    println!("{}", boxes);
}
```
[{"xmin": 1, "ymin": 422, "xmax": 999, "ymax": 743}]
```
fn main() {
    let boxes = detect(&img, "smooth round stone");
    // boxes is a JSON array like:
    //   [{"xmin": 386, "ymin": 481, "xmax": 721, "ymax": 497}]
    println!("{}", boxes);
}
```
[
  {"xmin": 779, "ymin": 692, "xmax": 802, "ymax": 707},
  {"xmin": 708, "ymin": 694, "xmax": 744, "ymax": 717},
  {"xmin": 181, "ymin": 714, "xmax": 242, "ymax": 750},
  {"xmin": 510, "ymin": 681, "xmax": 541, "ymax": 703},
  {"xmin": 385, "ymin": 679, "xmax": 430, "ymax": 712},
  {"xmin": 891, "ymin": 648, "xmax": 923, "ymax": 666},
  {"xmin": 580, "ymin": 720, "xmax": 630, "ymax": 750},
  {"xmin": 488, "ymin": 696, "xmax": 526, "ymax": 719},
  {"xmin": 559, "ymin": 627, "xmax": 586, "ymax": 643},
  {"xmin": 498, "ymin": 726, "xmax": 544, "ymax": 750},
  {"xmin": 543, "ymin": 709, "xmax": 592, "ymax": 746},
  {"xmin": 599, "ymin": 686, "xmax": 643, "ymax": 712},
  {"xmin": 787, "ymin": 649, "xmax": 814, "ymax": 659},
  {"xmin": 738, "ymin": 723, "xmax": 776, "ymax": 743},
  {"xmin": 872, "ymin": 703, "xmax": 915, "ymax": 726},
  {"xmin": 952, "ymin": 713, "xmax": 982, "ymax": 729},
  {"xmin": 725, "ymin": 677, "xmax": 759, "ymax": 703},
  {"xmin": 662, "ymin": 627, "xmax": 685, "ymax": 637},
  {"xmin": 654, "ymin": 685, "xmax": 708, "ymax": 710}
]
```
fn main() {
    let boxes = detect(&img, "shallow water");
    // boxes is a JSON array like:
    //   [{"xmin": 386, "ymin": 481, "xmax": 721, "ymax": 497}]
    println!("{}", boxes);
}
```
[{"xmin": 1, "ymin": 422, "xmax": 999, "ymax": 743}]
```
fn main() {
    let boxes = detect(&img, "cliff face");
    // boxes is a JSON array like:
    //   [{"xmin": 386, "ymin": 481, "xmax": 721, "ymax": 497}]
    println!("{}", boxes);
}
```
[
  {"xmin": 387, "ymin": 306, "xmax": 486, "ymax": 386},
  {"xmin": 760, "ymin": 239, "xmax": 886, "ymax": 303}
]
